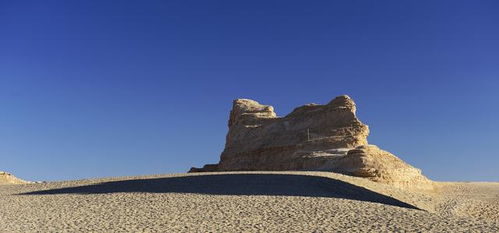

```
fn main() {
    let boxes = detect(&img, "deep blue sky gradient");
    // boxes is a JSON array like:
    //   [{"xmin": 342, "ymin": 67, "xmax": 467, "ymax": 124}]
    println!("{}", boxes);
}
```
[{"xmin": 1, "ymin": 1, "xmax": 498, "ymax": 181}]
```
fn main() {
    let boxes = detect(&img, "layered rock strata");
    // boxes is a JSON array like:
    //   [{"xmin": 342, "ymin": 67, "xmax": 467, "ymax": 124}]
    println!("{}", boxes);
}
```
[{"xmin": 190, "ymin": 95, "xmax": 432, "ymax": 189}]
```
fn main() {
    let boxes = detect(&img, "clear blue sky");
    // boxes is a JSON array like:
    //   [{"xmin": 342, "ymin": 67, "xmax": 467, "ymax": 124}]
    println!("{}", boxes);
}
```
[{"xmin": 1, "ymin": 1, "xmax": 498, "ymax": 182}]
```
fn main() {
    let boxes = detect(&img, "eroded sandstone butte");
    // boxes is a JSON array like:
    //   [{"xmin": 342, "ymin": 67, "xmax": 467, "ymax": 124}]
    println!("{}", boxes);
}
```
[{"xmin": 190, "ymin": 95, "xmax": 432, "ymax": 190}]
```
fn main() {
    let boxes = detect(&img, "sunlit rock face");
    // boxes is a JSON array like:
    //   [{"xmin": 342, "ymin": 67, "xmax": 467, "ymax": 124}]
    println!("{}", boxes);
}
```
[
  {"xmin": 0, "ymin": 171, "xmax": 28, "ymax": 185},
  {"xmin": 190, "ymin": 95, "xmax": 432, "ymax": 189}
]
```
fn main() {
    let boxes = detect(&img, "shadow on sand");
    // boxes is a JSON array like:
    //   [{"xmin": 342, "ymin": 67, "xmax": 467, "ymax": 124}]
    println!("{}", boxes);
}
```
[{"xmin": 21, "ymin": 174, "xmax": 419, "ymax": 209}]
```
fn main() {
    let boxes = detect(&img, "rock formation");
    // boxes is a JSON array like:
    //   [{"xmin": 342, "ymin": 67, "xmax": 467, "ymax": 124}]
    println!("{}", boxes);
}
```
[
  {"xmin": 0, "ymin": 171, "xmax": 28, "ymax": 185},
  {"xmin": 190, "ymin": 95, "xmax": 432, "ymax": 190}
]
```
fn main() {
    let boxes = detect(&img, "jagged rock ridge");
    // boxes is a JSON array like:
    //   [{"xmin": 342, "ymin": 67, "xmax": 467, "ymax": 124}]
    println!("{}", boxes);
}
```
[{"xmin": 190, "ymin": 95, "xmax": 432, "ymax": 189}]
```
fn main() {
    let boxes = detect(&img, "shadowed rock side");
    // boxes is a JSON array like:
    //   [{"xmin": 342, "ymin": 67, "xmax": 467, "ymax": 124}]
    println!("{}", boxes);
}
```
[
  {"xmin": 0, "ymin": 171, "xmax": 29, "ymax": 185},
  {"xmin": 190, "ymin": 95, "xmax": 432, "ymax": 190}
]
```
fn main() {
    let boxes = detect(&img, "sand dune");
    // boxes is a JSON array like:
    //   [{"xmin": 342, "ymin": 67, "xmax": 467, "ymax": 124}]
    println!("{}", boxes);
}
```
[{"xmin": 1, "ymin": 171, "xmax": 498, "ymax": 232}]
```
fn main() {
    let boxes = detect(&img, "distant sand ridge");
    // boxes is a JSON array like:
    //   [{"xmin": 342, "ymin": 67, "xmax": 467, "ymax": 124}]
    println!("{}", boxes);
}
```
[
  {"xmin": 0, "ymin": 171, "xmax": 28, "ymax": 185},
  {"xmin": 191, "ymin": 95, "xmax": 432, "ymax": 190}
]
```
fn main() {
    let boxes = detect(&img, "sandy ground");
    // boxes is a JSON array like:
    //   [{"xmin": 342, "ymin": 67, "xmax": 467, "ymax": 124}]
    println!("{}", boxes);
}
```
[{"xmin": 1, "ymin": 171, "xmax": 498, "ymax": 232}]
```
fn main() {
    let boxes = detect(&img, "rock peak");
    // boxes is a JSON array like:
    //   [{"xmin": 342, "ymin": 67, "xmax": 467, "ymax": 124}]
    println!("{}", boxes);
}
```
[
  {"xmin": 228, "ymin": 98, "xmax": 276, "ymax": 127},
  {"xmin": 327, "ymin": 95, "xmax": 356, "ymax": 113}
]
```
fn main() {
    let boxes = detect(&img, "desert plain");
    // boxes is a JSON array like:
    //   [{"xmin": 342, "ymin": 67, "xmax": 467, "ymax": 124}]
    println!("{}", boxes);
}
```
[{"xmin": 1, "ymin": 171, "xmax": 498, "ymax": 232}]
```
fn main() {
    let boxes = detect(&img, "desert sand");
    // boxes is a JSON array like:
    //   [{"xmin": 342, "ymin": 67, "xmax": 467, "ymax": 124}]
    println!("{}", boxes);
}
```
[{"xmin": 1, "ymin": 171, "xmax": 498, "ymax": 232}]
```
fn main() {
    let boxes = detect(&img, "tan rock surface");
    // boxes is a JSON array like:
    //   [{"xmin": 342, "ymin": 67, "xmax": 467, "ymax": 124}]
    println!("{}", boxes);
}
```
[
  {"xmin": 0, "ymin": 171, "xmax": 29, "ymax": 185},
  {"xmin": 334, "ymin": 145, "xmax": 433, "ymax": 190},
  {"xmin": 190, "ymin": 95, "xmax": 431, "ymax": 190}
]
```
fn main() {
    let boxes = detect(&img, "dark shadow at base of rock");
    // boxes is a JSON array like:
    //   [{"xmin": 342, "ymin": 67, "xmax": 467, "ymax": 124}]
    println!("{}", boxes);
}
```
[{"xmin": 20, "ymin": 173, "xmax": 420, "ymax": 210}]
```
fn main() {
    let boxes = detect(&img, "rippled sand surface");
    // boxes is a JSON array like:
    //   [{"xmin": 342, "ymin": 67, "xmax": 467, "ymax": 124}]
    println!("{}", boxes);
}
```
[{"xmin": 1, "ymin": 171, "xmax": 498, "ymax": 232}]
